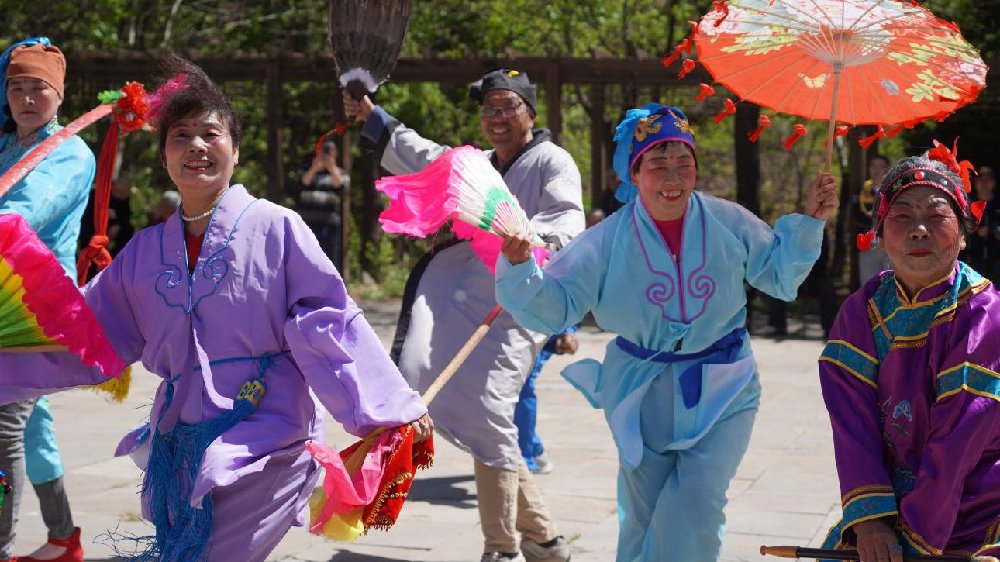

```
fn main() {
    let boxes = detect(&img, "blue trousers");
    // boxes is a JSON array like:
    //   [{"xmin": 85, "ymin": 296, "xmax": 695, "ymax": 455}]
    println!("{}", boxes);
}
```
[
  {"xmin": 514, "ymin": 349, "xmax": 551, "ymax": 471},
  {"xmin": 616, "ymin": 406, "xmax": 757, "ymax": 562}
]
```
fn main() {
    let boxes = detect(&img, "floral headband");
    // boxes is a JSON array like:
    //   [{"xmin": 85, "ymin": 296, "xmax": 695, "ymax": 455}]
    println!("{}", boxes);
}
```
[{"xmin": 857, "ymin": 140, "xmax": 986, "ymax": 251}]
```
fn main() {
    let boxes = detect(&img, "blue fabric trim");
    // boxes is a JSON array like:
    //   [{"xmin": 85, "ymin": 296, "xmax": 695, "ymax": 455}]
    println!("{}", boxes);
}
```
[
  {"xmin": 361, "ymin": 106, "xmax": 392, "ymax": 143},
  {"xmin": 154, "ymin": 191, "xmax": 258, "ymax": 314},
  {"xmin": 842, "ymin": 493, "xmax": 897, "ymax": 530},
  {"xmin": 936, "ymin": 363, "xmax": 1000, "ymax": 402},
  {"xmin": 869, "ymin": 263, "xmax": 983, "ymax": 362},
  {"xmin": 0, "ymin": 37, "xmax": 51, "ymax": 131},
  {"xmin": 614, "ymin": 327, "xmax": 745, "ymax": 408},
  {"xmin": 820, "ymin": 341, "xmax": 879, "ymax": 387}
]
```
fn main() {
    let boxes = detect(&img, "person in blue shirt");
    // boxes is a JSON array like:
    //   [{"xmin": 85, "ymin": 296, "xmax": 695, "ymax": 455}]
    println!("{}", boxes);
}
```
[
  {"xmin": 0, "ymin": 37, "xmax": 91, "ymax": 562},
  {"xmin": 514, "ymin": 327, "xmax": 578, "ymax": 474},
  {"xmin": 496, "ymin": 103, "xmax": 837, "ymax": 562}
]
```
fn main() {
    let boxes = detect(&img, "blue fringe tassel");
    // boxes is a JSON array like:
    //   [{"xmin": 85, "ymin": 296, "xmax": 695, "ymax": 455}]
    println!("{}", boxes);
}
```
[{"xmin": 113, "ymin": 353, "xmax": 279, "ymax": 561}]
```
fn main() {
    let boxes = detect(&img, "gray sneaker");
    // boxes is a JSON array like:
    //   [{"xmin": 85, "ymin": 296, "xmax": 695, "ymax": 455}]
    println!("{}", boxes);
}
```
[
  {"xmin": 481, "ymin": 552, "xmax": 527, "ymax": 562},
  {"xmin": 521, "ymin": 536, "xmax": 571, "ymax": 562},
  {"xmin": 531, "ymin": 452, "xmax": 554, "ymax": 474}
]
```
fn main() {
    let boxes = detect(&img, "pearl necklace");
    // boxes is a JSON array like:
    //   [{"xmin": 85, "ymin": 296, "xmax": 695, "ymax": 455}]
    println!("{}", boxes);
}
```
[
  {"xmin": 180, "ymin": 207, "xmax": 215, "ymax": 222},
  {"xmin": 179, "ymin": 187, "xmax": 230, "ymax": 222}
]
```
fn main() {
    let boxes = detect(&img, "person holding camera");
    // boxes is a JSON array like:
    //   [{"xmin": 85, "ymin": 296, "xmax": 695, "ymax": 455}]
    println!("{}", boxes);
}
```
[
  {"xmin": 966, "ymin": 165, "xmax": 1000, "ymax": 283},
  {"xmin": 297, "ymin": 138, "xmax": 348, "ymax": 271}
]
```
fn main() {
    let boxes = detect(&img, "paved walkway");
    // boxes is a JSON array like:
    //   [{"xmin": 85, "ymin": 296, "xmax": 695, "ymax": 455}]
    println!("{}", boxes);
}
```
[{"xmin": 10, "ymin": 300, "xmax": 842, "ymax": 561}]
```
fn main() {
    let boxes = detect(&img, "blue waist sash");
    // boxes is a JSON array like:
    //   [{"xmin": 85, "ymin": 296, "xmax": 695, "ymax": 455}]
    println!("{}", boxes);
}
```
[
  {"xmin": 615, "ymin": 328, "xmax": 747, "ymax": 408},
  {"xmin": 130, "ymin": 351, "xmax": 287, "ymax": 562}
]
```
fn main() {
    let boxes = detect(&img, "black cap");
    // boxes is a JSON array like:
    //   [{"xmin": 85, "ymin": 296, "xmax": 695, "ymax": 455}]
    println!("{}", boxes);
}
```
[{"xmin": 469, "ymin": 69, "xmax": 537, "ymax": 114}]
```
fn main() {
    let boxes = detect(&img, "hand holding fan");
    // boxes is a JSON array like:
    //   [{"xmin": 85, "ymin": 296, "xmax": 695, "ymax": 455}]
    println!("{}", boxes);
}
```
[{"xmin": 376, "ymin": 145, "xmax": 549, "ymax": 272}]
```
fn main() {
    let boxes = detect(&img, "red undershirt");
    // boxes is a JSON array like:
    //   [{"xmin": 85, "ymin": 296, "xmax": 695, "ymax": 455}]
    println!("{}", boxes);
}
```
[
  {"xmin": 652, "ymin": 217, "xmax": 684, "ymax": 258},
  {"xmin": 184, "ymin": 230, "xmax": 204, "ymax": 273}
]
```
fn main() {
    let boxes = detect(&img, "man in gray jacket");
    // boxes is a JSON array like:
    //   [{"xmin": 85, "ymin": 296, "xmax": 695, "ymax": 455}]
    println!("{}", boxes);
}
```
[{"xmin": 345, "ymin": 69, "xmax": 583, "ymax": 562}]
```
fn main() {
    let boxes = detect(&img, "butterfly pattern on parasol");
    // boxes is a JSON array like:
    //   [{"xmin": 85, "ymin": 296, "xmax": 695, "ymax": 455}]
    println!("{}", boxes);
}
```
[{"xmin": 0, "ymin": 213, "xmax": 125, "ymax": 377}]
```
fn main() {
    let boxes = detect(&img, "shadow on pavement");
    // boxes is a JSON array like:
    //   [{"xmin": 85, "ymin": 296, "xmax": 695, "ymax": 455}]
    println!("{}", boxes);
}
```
[
  {"xmin": 326, "ymin": 554, "xmax": 417, "ymax": 562},
  {"xmin": 407, "ymin": 474, "xmax": 477, "ymax": 508}
]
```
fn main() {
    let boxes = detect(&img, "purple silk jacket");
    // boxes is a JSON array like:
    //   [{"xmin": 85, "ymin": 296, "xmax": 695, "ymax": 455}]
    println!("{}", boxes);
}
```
[
  {"xmin": 819, "ymin": 262, "xmax": 1000, "ymax": 558},
  {"xmin": 0, "ymin": 184, "xmax": 427, "ymax": 510}
]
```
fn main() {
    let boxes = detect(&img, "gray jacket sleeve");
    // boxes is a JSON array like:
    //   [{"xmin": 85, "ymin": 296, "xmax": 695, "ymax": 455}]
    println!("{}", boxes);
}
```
[{"xmin": 360, "ymin": 106, "xmax": 452, "ymax": 175}]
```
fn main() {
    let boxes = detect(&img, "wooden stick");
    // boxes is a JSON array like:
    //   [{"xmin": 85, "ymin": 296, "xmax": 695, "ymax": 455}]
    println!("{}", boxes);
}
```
[
  {"xmin": 824, "ymin": 65, "xmax": 843, "ymax": 174},
  {"xmin": 421, "ymin": 304, "xmax": 503, "ymax": 405},
  {"xmin": 343, "ymin": 303, "xmax": 505, "ymax": 472},
  {"xmin": 761, "ymin": 545, "xmax": 998, "ymax": 562},
  {"xmin": 0, "ymin": 345, "xmax": 68, "ymax": 353}
]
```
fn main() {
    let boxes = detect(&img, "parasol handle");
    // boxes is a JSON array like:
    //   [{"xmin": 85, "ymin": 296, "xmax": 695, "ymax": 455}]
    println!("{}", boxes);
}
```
[
  {"xmin": 824, "ymin": 66, "xmax": 843, "ymax": 173},
  {"xmin": 421, "ymin": 304, "xmax": 504, "ymax": 405},
  {"xmin": 761, "ymin": 545, "xmax": 998, "ymax": 562}
]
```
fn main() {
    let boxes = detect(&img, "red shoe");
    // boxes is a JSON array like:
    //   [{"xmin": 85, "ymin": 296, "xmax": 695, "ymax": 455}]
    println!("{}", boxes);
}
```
[{"xmin": 18, "ymin": 527, "xmax": 83, "ymax": 562}]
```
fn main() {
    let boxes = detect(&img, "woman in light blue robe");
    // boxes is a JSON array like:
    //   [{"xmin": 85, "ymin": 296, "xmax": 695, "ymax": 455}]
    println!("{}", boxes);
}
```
[
  {"xmin": 495, "ymin": 103, "xmax": 839, "ymax": 562},
  {"xmin": 0, "ymin": 37, "xmax": 94, "ymax": 562}
]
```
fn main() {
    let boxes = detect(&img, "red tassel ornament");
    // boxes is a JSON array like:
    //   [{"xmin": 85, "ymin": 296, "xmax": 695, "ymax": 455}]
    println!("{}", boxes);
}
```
[
  {"xmin": 857, "ymin": 231, "xmax": 876, "ymax": 251},
  {"xmin": 783, "ymin": 124, "xmax": 808, "ymax": 149},
  {"xmin": 713, "ymin": 98, "xmax": 737, "ymax": 124},
  {"xmin": 695, "ymin": 83, "xmax": 716, "ymax": 102},
  {"xmin": 712, "ymin": 1, "xmax": 730, "ymax": 26},
  {"xmin": 678, "ymin": 59, "xmax": 697, "ymax": 79},
  {"xmin": 748, "ymin": 114, "xmax": 771, "ymax": 143},
  {"xmin": 858, "ymin": 125, "xmax": 887, "ymax": 150}
]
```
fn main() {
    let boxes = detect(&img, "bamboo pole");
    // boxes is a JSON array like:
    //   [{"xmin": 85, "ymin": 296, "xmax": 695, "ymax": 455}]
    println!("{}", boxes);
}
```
[
  {"xmin": 342, "ymin": 303, "xmax": 505, "ymax": 473},
  {"xmin": 761, "ymin": 545, "xmax": 998, "ymax": 562}
]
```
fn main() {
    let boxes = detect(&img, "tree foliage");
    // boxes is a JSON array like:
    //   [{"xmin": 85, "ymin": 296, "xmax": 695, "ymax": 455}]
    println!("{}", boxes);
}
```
[{"xmin": 3, "ymin": 0, "xmax": 997, "ymax": 285}]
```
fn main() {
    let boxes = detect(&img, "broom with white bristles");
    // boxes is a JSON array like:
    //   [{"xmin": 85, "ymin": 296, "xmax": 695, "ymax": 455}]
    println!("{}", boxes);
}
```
[{"xmin": 328, "ymin": 0, "xmax": 411, "ymax": 100}]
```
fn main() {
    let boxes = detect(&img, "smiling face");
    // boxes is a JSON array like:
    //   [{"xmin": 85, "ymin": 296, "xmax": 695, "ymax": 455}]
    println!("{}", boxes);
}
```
[
  {"xmin": 631, "ymin": 141, "xmax": 697, "ymax": 221},
  {"xmin": 6, "ymin": 77, "xmax": 62, "ymax": 137},
  {"xmin": 163, "ymin": 111, "xmax": 239, "ymax": 198},
  {"xmin": 881, "ymin": 186, "xmax": 965, "ymax": 296},
  {"xmin": 479, "ymin": 89, "xmax": 534, "ymax": 154}
]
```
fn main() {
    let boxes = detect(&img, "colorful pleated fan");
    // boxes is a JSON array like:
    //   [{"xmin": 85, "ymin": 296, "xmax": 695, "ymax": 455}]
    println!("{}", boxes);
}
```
[
  {"xmin": 376, "ymin": 145, "xmax": 548, "ymax": 273},
  {"xmin": 0, "ymin": 213, "xmax": 125, "ymax": 377},
  {"xmin": 306, "ymin": 425, "xmax": 434, "ymax": 542}
]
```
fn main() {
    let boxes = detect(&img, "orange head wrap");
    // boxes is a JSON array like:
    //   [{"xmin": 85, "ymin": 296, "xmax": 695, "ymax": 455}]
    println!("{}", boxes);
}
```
[{"xmin": 7, "ymin": 43, "xmax": 65, "ymax": 99}]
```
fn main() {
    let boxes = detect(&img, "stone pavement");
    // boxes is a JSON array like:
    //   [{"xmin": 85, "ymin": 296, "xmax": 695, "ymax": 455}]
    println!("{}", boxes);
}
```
[{"xmin": 11, "ymin": 300, "xmax": 843, "ymax": 561}]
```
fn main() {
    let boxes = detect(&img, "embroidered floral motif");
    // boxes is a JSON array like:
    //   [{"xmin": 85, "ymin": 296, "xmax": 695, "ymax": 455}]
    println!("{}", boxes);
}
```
[
  {"xmin": 633, "ymin": 115, "xmax": 663, "ymax": 142},
  {"xmin": 672, "ymin": 113, "xmax": 693, "ymax": 136},
  {"xmin": 893, "ymin": 467, "xmax": 916, "ymax": 498}
]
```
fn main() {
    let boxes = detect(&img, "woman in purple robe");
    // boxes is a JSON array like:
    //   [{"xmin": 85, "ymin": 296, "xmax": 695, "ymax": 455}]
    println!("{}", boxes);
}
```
[
  {"xmin": 0, "ymin": 57, "xmax": 432, "ymax": 561},
  {"xmin": 819, "ymin": 146, "xmax": 1000, "ymax": 562}
]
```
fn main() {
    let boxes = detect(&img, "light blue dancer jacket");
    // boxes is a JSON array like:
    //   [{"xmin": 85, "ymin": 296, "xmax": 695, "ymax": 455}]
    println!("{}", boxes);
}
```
[
  {"xmin": 0, "ymin": 121, "xmax": 95, "ymax": 484},
  {"xmin": 0, "ymin": 121, "xmax": 95, "ymax": 277},
  {"xmin": 496, "ymin": 191, "xmax": 825, "ymax": 469}
]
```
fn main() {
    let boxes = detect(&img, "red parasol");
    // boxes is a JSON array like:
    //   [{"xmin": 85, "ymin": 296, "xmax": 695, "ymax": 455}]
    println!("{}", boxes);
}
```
[{"xmin": 676, "ymin": 0, "xmax": 988, "ymax": 167}]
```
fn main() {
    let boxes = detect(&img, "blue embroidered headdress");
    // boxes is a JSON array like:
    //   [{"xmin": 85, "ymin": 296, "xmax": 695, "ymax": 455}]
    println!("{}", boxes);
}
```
[
  {"xmin": 0, "ymin": 37, "xmax": 51, "ymax": 132},
  {"xmin": 612, "ymin": 103, "xmax": 696, "ymax": 203}
]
